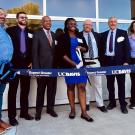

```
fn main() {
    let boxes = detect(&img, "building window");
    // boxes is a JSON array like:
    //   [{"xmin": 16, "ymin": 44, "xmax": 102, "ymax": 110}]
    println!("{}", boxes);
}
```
[
  {"xmin": 99, "ymin": 22, "xmax": 130, "ymax": 32},
  {"xmin": 99, "ymin": 0, "xmax": 131, "ymax": 19},
  {"xmin": 46, "ymin": 0, "xmax": 96, "ymax": 18},
  {"xmin": 6, "ymin": 18, "xmax": 41, "ymax": 31},
  {"xmin": 51, "ymin": 21, "xmax": 64, "ymax": 32},
  {"xmin": 1, "ymin": 0, "xmax": 43, "ymax": 15}
]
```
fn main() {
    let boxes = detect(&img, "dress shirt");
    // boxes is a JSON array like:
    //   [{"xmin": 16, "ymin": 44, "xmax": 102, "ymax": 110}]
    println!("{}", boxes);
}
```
[
  {"xmin": 106, "ymin": 29, "xmax": 116, "ymax": 56},
  {"xmin": 83, "ymin": 31, "xmax": 98, "ymax": 59},
  {"xmin": 129, "ymin": 35, "xmax": 135, "ymax": 58},
  {"xmin": 0, "ymin": 25, "xmax": 13, "ymax": 65}
]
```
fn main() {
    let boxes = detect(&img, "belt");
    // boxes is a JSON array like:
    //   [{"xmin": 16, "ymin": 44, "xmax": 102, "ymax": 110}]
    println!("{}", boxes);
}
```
[
  {"xmin": 84, "ymin": 58, "xmax": 98, "ymax": 65},
  {"xmin": 106, "ymin": 56, "xmax": 115, "ymax": 60},
  {"xmin": 19, "ymin": 53, "xmax": 27, "ymax": 58},
  {"xmin": 84, "ymin": 58, "xmax": 98, "ymax": 60}
]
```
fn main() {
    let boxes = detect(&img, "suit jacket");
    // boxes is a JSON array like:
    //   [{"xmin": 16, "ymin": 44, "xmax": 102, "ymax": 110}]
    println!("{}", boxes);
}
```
[
  {"xmin": 57, "ymin": 33, "xmax": 88, "ymax": 68},
  {"xmin": 32, "ymin": 28, "xmax": 56, "ymax": 69},
  {"xmin": 100, "ymin": 29, "xmax": 130, "ymax": 66},
  {"xmin": 79, "ymin": 31, "xmax": 102, "ymax": 62},
  {"xmin": 6, "ymin": 26, "xmax": 32, "ymax": 68}
]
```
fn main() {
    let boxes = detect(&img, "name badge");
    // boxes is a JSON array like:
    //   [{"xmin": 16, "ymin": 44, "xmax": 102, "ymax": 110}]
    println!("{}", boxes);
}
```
[
  {"xmin": 55, "ymin": 40, "xmax": 58, "ymax": 45},
  {"xmin": 28, "ymin": 33, "xmax": 33, "ymax": 38},
  {"xmin": 77, "ymin": 38, "xmax": 83, "ymax": 43}
]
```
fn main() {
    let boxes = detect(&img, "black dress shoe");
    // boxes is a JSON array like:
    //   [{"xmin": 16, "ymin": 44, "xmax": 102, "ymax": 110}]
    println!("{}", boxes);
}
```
[
  {"xmin": 129, "ymin": 104, "xmax": 135, "ymax": 109},
  {"xmin": 107, "ymin": 102, "xmax": 116, "ymax": 110},
  {"xmin": 81, "ymin": 114, "xmax": 94, "ymax": 122},
  {"xmin": 35, "ymin": 113, "xmax": 41, "ymax": 121},
  {"xmin": 20, "ymin": 114, "xmax": 34, "ymax": 120},
  {"xmin": 86, "ymin": 105, "xmax": 90, "ymax": 111},
  {"xmin": 97, "ymin": 106, "xmax": 108, "ymax": 113},
  {"xmin": 46, "ymin": 110, "xmax": 58, "ymax": 117},
  {"xmin": 121, "ymin": 107, "xmax": 128, "ymax": 114},
  {"xmin": 9, "ymin": 118, "xmax": 18, "ymax": 126},
  {"xmin": 69, "ymin": 112, "xmax": 75, "ymax": 119}
]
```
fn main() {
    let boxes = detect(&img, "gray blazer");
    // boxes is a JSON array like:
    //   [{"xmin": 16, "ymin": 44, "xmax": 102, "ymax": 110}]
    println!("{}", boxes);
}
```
[{"xmin": 32, "ymin": 28, "xmax": 56, "ymax": 69}]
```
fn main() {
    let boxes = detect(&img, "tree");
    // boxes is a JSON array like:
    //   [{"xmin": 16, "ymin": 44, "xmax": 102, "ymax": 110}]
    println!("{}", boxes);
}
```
[{"xmin": 6, "ymin": 2, "xmax": 41, "ymax": 30}]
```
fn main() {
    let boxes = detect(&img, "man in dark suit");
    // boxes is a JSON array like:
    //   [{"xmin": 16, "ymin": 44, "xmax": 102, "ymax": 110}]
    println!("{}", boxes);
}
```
[
  {"xmin": 80, "ymin": 20, "xmax": 107, "ymax": 113},
  {"xmin": 100, "ymin": 16, "xmax": 130, "ymax": 114},
  {"xmin": 7, "ymin": 12, "xmax": 34, "ymax": 126},
  {"xmin": 32, "ymin": 16, "xmax": 58, "ymax": 121}
]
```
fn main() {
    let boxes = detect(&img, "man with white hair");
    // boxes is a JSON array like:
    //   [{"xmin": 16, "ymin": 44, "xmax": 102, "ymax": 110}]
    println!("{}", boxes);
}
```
[
  {"xmin": 100, "ymin": 17, "xmax": 130, "ymax": 114},
  {"xmin": 80, "ymin": 19, "xmax": 107, "ymax": 112}
]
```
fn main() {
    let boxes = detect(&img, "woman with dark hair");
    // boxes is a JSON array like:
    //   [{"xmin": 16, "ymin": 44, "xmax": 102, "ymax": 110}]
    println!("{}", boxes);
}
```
[
  {"xmin": 128, "ymin": 21, "xmax": 135, "ymax": 109},
  {"xmin": 58, "ymin": 18, "xmax": 93, "ymax": 122}
]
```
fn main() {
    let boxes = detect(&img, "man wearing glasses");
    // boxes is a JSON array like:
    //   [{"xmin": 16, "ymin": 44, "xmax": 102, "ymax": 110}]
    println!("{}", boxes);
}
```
[{"xmin": 7, "ymin": 12, "xmax": 34, "ymax": 126}]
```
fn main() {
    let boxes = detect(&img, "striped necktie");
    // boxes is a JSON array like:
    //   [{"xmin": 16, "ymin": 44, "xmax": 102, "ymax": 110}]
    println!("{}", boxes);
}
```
[
  {"xmin": 47, "ymin": 30, "xmax": 52, "ymax": 46},
  {"xmin": 88, "ymin": 33, "xmax": 94, "ymax": 59}
]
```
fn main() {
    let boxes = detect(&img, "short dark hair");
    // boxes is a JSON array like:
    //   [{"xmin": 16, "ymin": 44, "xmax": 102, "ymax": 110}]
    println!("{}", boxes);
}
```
[
  {"xmin": 16, "ymin": 11, "xmax": 26, "ymax": 19},
  {"xmin": 128, "ymin": 21, "xmax": 135, "ymax": 34}
]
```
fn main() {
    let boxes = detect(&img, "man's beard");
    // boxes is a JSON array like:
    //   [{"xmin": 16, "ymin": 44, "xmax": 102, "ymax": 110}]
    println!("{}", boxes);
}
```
[{"xmin": 18, "ymin": 21, "xmax": 27, "ymax": 26}]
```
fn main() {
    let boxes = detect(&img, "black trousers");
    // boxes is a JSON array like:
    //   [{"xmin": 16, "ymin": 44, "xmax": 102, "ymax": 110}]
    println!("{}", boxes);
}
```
[
  {"xmin": 106, "ymin": 74, "xmax": 126, "ymax": 107},
  {"xmin": 130, "ymin": 58, "xmax": 135, "ymax": 104},
  {"xmin": 36, "ymin": 77, "xmax": 57, "ymax": 114},
  {"xmin": 105, "ymin": 56, "xmax": 126, "ymax": 108},
  {"xmin": 8, "ymin": 75, "xmax": 30, "ymax": 119}
]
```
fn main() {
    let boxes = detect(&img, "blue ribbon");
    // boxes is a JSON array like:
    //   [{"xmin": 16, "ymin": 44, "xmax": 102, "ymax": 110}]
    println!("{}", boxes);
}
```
[{"xmin": 14, "ymin": 64, "xmax": 135, "ymax": 77}]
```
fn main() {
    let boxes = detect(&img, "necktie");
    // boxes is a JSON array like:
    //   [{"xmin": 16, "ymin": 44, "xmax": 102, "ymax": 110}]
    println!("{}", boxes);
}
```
[
  {"xmin": 20, "ymin": 29, "xmax": 26, "ymax": 53},
  {"xmin": 47, "ymin": 30, "xmax": 52, "ymax": 46},
  {"xmin": 109, "ymin": 31, "xmax": 113, "ymax": 53},
  {"xmin": 88, "ymin": 33, "xmax": 94, "ymax": 59}
]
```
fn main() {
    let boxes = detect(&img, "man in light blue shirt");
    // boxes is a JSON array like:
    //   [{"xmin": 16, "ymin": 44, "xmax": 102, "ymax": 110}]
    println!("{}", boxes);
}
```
[
  {"xmin": 80, "ymin": 20, "xmax": 107, "ymax": 113},
  {"xmin": 0, "ymin": 8, "xmax": 13, "ymax": 134}
]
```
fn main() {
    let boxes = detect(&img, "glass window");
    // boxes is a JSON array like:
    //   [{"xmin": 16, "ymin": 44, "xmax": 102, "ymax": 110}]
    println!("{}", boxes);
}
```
[
  {"xmin": 99, "ymin": 23, "xmax": 130, "ymax": 33},
  {"xmin": 47, "ymin": 0, "xmax": 96, "ymax": 18},
  {"xmin": 118, "ymin": 23, "xmax": 130, "ymax": 31},
  {"xmin": 99, "ymin": 0, "xmax": 131, "ymax": 19},
  {"xmin": 51, "ymin": 21, "xmax": 96, "ymax": 33},
  {"xmin": 6, "ymin": 19, "xmax": 41, "ymax": 31},
  {"xmin": 51, "ymin": 21, "xmax": 64, "ymax": 32},
  {"xmin": 1, "ymin": 0, "xmax": 43, "ymax": 15},
  {"xmin": 77, "ymin": 22, "xmax": 96, "ymax": 32},
  {"xmin": 99, "ymin": 23, "xmax": 109, "ymax": 32}
]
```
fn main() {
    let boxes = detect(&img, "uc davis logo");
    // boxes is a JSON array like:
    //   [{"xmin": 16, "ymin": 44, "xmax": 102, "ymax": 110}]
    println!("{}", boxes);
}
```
[
  {"xmin": 112, "ymin": 69, "xmax": 131, "ymax": 75},
  {"xmin": 58, "ymin": 72, "xmax": 80, "ymax": 77}
]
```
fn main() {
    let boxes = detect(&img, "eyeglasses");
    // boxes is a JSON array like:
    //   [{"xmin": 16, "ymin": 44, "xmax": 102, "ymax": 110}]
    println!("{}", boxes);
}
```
[{"xmin": 19, "ymin": 16, "xmax": 28, "ymax": 19}]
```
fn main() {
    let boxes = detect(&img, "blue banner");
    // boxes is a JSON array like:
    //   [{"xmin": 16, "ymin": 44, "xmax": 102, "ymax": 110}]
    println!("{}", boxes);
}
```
[{"xmin": 14, "ymin": 64, "xmax": 135, "ymax": 77}]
